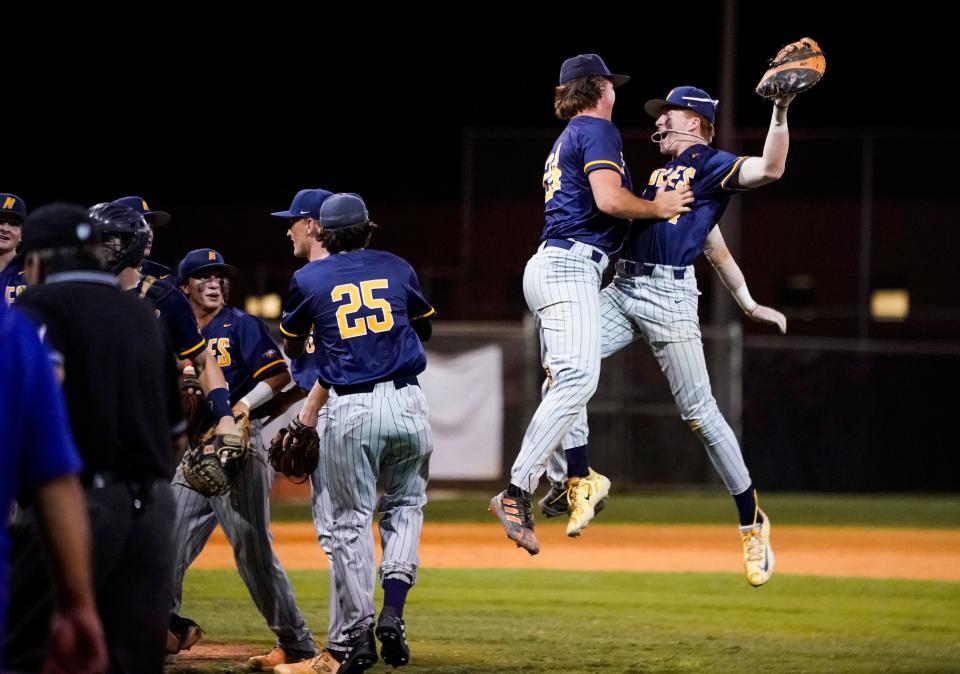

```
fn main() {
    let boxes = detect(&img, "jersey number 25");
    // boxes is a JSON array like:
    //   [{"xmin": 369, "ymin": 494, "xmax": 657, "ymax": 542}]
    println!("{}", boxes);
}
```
[{"xmin": 331, "ymin": 280, "xmax": 395, "ymax": 339}]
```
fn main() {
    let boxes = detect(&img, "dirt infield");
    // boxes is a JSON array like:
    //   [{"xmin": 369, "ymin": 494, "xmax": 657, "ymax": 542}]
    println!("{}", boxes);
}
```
[{"xmin": 191, "ymin": 521, "xmax": 960, "ymax": 582}]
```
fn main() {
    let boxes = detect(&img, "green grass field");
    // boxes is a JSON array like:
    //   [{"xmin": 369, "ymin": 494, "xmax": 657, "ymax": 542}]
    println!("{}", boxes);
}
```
[
  {"xmin": 175, "ymin": 569, "xmax": 960, "ymax": 673},
  {"xmin": 170, "ymin": 493, "xmax": 960, "ymax": 673},
  {"xmin": 272, "ymin": 491, "xmax": 960, "ymax": 528}
]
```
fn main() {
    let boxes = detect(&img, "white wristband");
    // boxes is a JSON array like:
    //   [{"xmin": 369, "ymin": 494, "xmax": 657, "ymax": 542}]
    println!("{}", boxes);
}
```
[
  {"xmin": 733, "ymin": 285, "xmax": 758, "ymax": 314},
  {"xmin": 238, "ymin": 381, "xmax": 275, "ymax": 412}
]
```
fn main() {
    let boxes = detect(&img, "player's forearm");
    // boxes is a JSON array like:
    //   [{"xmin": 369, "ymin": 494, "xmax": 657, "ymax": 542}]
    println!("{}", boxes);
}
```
[
  {"xmin": 34, "ymin": 475, "xmax": 97, "ymax": 610},
  {"xmin": 738, "ymin": 106, "xmax": 790, "ymax": 188},
  {"xmin": 298, "ymin": 381, "xmax": 330, "ymax": 426}
]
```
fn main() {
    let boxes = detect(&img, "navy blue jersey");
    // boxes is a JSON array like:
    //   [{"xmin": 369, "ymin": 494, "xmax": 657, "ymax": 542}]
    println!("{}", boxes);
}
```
[
  {"xmin": 140, "ymin": 259, "xmax": 174, "ymax": 281},
  {"xmin": 1, "ymin": 259, "xmax": 26, "ymax": 305},
  {"xmin": 624, "ymin": 144, "xmax": 747, "ymax": 266},
  {"xmin": 133, "ymin": 276, "xmax": 206, "ymax": 359},
  {"xmin": 290, "ymin": 333, "xmax": 322, "ymax": 392},
  {"xmin": 541, "ymin": 116, "xmax": 633, "ymax": 254},
  {"xmin": 280, "ymin": 249, "xmax": 434, "ymax": 387},
  {"xmin": 200, "ymin": 305, "xmax": 287, "ymax": 405}
]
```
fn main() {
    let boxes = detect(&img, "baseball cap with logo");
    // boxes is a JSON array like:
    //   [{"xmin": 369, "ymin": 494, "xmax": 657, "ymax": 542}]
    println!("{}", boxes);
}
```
[
  {"xmin": 271, "ymin": 189, "xmax": 335, "ymax": 220},
  {"xmin": 20, "ymin": 203, "xmax": 100, "ymax": 254},
  {"xmin": 559, "ymin": 54, "xmax": 629, "ymax": 88},
  {"xmin": 112, "ymin": 195, "xmax": 171, "ymax": 227},
  {"xmin": 177, "ymin": 248, "xmax": 238, "ymax": 283},
  {"xmin": 0, "ymin": 193, "xmax": 27, "ymax": 223},
  {"xmin": 644, "ymin": 86, "xmax": 719, "ymax": 124},
  {"xmin": 319, "ymin": 193, "xmax": 369, "ymax": 230}
]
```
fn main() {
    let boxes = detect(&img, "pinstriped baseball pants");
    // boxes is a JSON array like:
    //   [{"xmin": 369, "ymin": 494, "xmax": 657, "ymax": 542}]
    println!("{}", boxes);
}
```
[
  {"xmin": 547, "ymin": 267, "xmax": 751, "ymax": 494},
  {"xmin": 324, "ymin": 383, "xmax": 432, "ymax": 643},
  {"xmin": 511, "ymin": 244, "xmax": 608, "ymax": 494},
  {"xmin": 171, "ymin": 425, "xmax": 316, "ymax": 655}
]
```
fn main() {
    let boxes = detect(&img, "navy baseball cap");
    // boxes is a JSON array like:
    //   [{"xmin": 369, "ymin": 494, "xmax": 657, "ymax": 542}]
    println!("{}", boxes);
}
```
[
  {"xmin": 20, "ymin": 203, "xmax": 99, "ymax": 254},
  {"xmin": 559, "ymin": 54, "xmax": 629, "ymax": 88},
  {"xmin": 0, "ymin": 193, "xmax": 27, "ymax": 223},
  {"xmin": 644, "ymin": 86, "xmax": 719, "ymax": 124},
  {"xmin": 178, "ymin": 248, "xmax": 238, "ymax": 283},
  {"xmin": 112, "ymin": 196, "xmax": 171, "ymax": 227},
  {"xmin": 271, "ymin": 188, "xmax": 335, "ymax": 220},
  {"xmin": 319, "ymin": 193, "xmax": 369, "ymax": 230}
]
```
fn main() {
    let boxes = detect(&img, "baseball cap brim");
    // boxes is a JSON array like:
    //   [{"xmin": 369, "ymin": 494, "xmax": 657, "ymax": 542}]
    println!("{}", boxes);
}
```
[
  {"xmin": 145, "ymin": 210, "xmax": 171, "ymax": 227},
  {"xmin": 270, "ymin": 209, "xmax": 302, "ymax": 219},
  {"xmin": 609, "ymin": 74, "xmax": 630, "ymax": 88},
  {"xmin": 644, "ymin": 99, "xmax": 677, "ymax": 118}
]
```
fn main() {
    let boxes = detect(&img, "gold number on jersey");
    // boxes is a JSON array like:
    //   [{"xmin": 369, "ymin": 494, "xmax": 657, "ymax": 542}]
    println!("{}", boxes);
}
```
[
  {"xmin": 332, "ymin": 280, "xmax": 395, "ymax": 339},
  {"xmin": 543, "ymin": 142, "xmax": 563, "ymax": 204},
  {"xmin": 206, "ymin": 337, "xmax": 232, "ymax": 367}
]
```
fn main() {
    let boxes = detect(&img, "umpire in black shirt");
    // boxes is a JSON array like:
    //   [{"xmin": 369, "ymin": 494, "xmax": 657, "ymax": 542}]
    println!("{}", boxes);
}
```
[{"xmin": 6, "ymin": 203, "xmax": 185, "ymax": 672}]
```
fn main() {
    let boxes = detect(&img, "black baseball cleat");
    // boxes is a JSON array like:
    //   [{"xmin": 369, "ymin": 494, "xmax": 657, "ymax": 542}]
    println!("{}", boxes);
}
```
[
  {"xmin": 375, "ymin": 606, "xmax": 410, "ymax": 668},
  {"xmin": 165, "ymin": 612, "xmax": 203, "ymax": 654},
  {"xmin": 339, "ymin": 625, "xmax": 378, "ymax": 673}
]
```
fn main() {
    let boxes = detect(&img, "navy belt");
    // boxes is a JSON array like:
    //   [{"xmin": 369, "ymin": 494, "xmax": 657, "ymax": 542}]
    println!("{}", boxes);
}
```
[
  {"xmin": 333, "ymin": 375, "xmax": 419, "ymax": 396},
  {"xmin": 616, "ymin": 259, "xmax": 686, "ymax": 279},
  {"xmin": 543, "ymin": 238, "xmax": 604, "ymax": 264}
]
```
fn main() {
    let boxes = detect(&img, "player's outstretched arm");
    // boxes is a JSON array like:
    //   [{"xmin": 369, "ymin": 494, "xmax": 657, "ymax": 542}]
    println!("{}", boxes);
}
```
[
  {"xmin": 297, "ymin": 381, "xmax": 331, "ymax": 428},
  {"xmin": 190, "ymin": 349, "xmax": 239, "ymax": 434},
  {"xmin": 704, "ymin": 226, "xmax": 787, "ymax": 334},
  {"xmin": 588, "ymin": 169, "xmax": 693, "ymax": 220},
  {"xmin": 736, "ymin": 96, "xmax": 794, "ymax": 189}
]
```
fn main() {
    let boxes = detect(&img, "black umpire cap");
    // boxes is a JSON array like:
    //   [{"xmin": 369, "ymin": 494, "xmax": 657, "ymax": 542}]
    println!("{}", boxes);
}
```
[{"xmin": 20, "ymin": 203, "xmax": 100, "ymax": 254}]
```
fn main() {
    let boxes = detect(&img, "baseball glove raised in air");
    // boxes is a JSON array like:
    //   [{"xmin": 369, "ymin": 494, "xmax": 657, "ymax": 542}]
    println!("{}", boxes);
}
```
[
  {"xmin": 268, "ymin": 416, "xmax": 320, "ymax": 481},
  {"xmin": 181, "ymin": 414, "xmax": 250, "ymax": 497},
  {"xmin": 755, "ymin": 37, "xmax": 826, "ymax": 100}
]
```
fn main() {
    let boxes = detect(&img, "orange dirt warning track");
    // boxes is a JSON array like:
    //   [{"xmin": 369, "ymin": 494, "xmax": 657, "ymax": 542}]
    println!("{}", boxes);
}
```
[{"xmin": 191, "ymin": 522, "xmax": 960, "ymax": 582}]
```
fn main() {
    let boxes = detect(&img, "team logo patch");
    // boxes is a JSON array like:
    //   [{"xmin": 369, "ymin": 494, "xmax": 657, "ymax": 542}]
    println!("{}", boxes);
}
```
[
  {"xmin": 208, "ymin": 250, "xmax": 217, "ymax": 260},
  {"xmin": 263, "ymin": 349, "xmax": 277, "ymax": 359},
  {"xmin": 2, "ymin": 196, "xmax": 14, "ymax": 210}
]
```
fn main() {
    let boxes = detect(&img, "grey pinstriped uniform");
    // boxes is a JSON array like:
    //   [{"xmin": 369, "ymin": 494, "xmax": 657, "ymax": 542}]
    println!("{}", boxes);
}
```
[
  {"xmin": 171, "ymin": 421, "xmax": 316, "ymax": 655},
  {"xmin": 323, "ymin": 382, "xmax": 432, "ymax": 642},
  {"xmin": 547, "ymin": 264, "xmax": 751, "ymax": 493},
  {"xmin": 511, "ymin": 242, "xmax": 609, "ymax": 494}
]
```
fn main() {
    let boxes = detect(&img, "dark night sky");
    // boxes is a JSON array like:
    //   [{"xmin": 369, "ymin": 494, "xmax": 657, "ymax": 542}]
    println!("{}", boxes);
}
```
[{"xmin": 7, "ymin": 12, "xmax": 946, "ymax": 207}]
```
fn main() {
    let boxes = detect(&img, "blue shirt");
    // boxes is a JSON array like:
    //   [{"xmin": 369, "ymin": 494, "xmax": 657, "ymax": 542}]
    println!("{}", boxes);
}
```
[
  {"xmin": 624, "ymin": 144, "xmax": 747, "ymax": 266},
  {"xmin": 542, "ymin": 116, "xmax": 633, "ymax": 254},
  {"xmin": 280, "ymin": 249, "xmax": 434, "ymax": 387},
  {"xmin": 0, "ymin": 306, "xmax": 82, "ymax": 647},
  {"xmin": 199, "ymin": 305, "xmax": 287, "ymax": 405},
  {"xmin": 0, "ymin": 259, "xmax": 26, "ymax": 306}
]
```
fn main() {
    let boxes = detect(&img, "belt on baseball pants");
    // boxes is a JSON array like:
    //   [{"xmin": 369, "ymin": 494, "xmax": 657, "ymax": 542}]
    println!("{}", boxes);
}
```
[
  {"xmin": 542, "ymin": 238, "xmax": 604, "ymax": 263},
  {"xmin": 333, "ymin": 375, "xmax": 420, "ymax": 396},
  {"xmin": 616, "ymin": 259, "xmax": 687, "ymax": 279}
]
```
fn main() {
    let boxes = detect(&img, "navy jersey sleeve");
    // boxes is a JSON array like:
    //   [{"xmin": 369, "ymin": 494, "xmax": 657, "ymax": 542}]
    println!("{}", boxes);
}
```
[
  {"xmin": 705, "ymin": 149, "xmax": 750, "ymax": 193},
  {"xmin": 11, "ymin": 312, "xmax": 83, "ymax": 488},
  {"xmin": 158, "ymin": 289, "xmax": 205, "ymax": 359},
  {"xmin": 579, "ymin": 124, "xmax": 625, "ymax": 178},
  {"xmin": 405, "ymin": 264, "xmax": 435, "ymax": 321},
  {"xmin": 237, "ymin": 314, "xmax": 288, "ymax": 381},
  {"xmin": 280, "ymin": 275, "xmax": 312, "ymax": 340}
]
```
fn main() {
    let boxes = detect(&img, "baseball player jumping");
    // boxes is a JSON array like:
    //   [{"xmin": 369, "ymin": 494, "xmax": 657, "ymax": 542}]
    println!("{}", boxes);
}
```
[
  {"xmin": 491, "ymin": 54, "xmax": 693, "ymax": 555},
  {"xmin": 278, "ymin": 193, "xmax": 435, "ymax": 674},
  {"xmin": 549, "ymin": 85, "xmax": 795, "ymax": 587}
]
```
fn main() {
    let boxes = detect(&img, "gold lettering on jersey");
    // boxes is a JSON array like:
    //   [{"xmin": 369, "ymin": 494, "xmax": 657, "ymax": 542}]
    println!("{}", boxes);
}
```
[
  {"xmin": 647, "ymin": 166, "xmax": 698, "ymax": 224},
  {"xmin": 331, "ymin": 279, "xmax": 396, "ymax": 340},
  {"xmin": 543, "ymin": 142, "xmax": 562, "ymax": 204},
  {"xmin": 206, "ymin": 337, "xmax": 232, "ymax": 367}
]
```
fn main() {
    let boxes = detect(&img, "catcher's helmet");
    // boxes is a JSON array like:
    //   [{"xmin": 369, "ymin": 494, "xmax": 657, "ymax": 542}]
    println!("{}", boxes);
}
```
[{"xmin": 88, "ymin": 202, "xmax": 151, "ymax": 274}]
